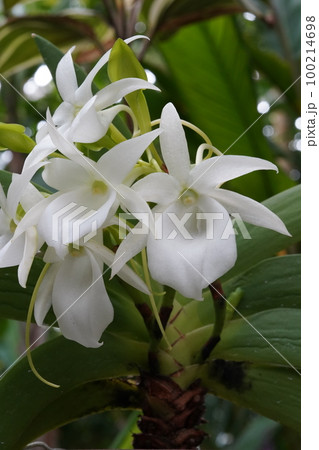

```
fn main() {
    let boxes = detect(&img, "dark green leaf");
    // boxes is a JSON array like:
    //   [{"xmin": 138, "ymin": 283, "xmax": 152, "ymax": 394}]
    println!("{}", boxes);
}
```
[
  {"xmin": 33, "ymin": 34, "xmax": 87, "ymax": 86},
  {"xmin": 224, "ymin": 254, "xmax": 300, "ymax": 316},
  {"xmin": 222, "ymin": 185, "xmax": 300, "ymax": 281},
  {"xmin": 227, "ymin": 416, "xmax": 279, "ymax": 450},
  {"xmin": 0, "ymin": 14, "xmax": 104, "ymax": 77},
  {"xmin": 213, "ymin": 308, "xmax": 300, "ymax": 368},
  {"xmin": 201, "ymin": 363, "xmax": 300, "ymax": 430},
  {"xmin": 0, "ymin": 333, "xmax": 148, "ymax": 449},
  {"xmin": 143, "ymin": 0, "xmax": 244, "ymax": 36},
  {"xmin": 157, "ymin": 16, "xmax": 294, "ymax": 200}
]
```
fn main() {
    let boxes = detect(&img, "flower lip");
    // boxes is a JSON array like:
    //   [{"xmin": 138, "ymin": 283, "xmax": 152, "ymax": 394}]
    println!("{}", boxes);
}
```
[
  {"xmin": 92, "ymin": 180, "xmax": 108, "ymax": 195},
  {"xmin": 180, "ymin": 188, "xmax": 198, "ymax": 206}
]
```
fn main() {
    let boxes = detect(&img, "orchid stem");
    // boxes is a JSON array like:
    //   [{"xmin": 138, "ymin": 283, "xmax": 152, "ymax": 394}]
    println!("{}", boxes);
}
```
[
  {"xmin": 201, "ymin": 280, "xmax": 226, "ymax": 362},
  {"xmin": 25, "ymin": 263, "xmax": 60, "ymax": 388},
  {"xmin": 141, "ymin": 249, "xmax": 172, "ymax": 350}
]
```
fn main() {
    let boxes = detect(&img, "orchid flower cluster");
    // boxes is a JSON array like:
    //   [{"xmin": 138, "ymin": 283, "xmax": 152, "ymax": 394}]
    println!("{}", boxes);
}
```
[{"xmin": 0, "ymin": 37, "xmax": 290, "ymax": 359}]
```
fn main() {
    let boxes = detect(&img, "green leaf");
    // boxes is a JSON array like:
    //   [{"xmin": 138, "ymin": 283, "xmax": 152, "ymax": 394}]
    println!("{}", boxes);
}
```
[
  {"xmin": 157, "ymin": 16, "xmax": 294, "ymax": 200},
  {"xmin": 108, "ymin": 39, "xmax": 152, "ymax": 137},
  {"xmin": 33, "ymin": 34, "xmax": 87, "ymax": 86},
  {"xmin": 201, "ymin": 363, "xmax": 300, "ymax": 430},
  {"xmin": 0, "ymin": 13, "xmax": 105, "ymax": 77},
  {"xmin": 143, "ymin": 0, "xmax": 244, "ymax": 36},
  {"xmin": 212, "ymin": 308, "xmax": 300, "ymax": 368},
  {"xmin": 224, "ymin": 254, "xmax": 301, "ymax": 316},
  {"xmin": 0, "ymin": 122, "xmax": 35, "ymax": 153},
  {"xmin": 108, "ymin": 39, "xmax": 147, "ymax": 82},
  {"xmin": 0, "ymin": 333, "xmax": 148, "ymax": 449},
  {"xmin": 227, "ymin": 416, "xmax": 279, "ymax": 450},
  {"xmin": 222, "ymin": 185, "xmax": 300, "ymax": 281}
]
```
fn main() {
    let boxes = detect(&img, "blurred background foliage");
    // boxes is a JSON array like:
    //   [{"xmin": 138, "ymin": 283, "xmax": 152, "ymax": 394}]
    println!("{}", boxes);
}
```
[{"xmin": 0, "ymin": 0, "xmax": 300, "ymax": 448}]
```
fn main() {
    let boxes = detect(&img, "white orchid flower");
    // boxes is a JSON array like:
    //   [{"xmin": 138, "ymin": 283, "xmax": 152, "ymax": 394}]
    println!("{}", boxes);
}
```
[
  {"xmin": 0, "ymin": 178, "xmax": 45, "ymax": 287},
  {"xmin": 24, "ymin": 35, "xmax": 160, "ymax": 169},
  {"xmin": 34, "ymin": 234, "xmax": 149, "ymax": 348},
  {"xmin": 33, "ymin": 123, "xmax": 160, "ymax": 255},
  {"xmin": 112, "ymin": 103, "xmax": 291, "ymax": 300}
]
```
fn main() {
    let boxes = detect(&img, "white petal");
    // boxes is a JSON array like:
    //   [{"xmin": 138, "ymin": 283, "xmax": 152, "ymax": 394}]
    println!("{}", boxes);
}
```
[
  {"xmin": 0, "ymin": 233, "xmax": 25, "ymax": 267},
  {"xmin": 37, "ymin": 187, "xmax": 116, "ymax": 248},
  {"xmin": 52, "ymin": 102, "xmax": 75, "ymax": 127},
  {"xmin": 146, "ymin": 197, "xmax": 237, "ymax": 299},
  {"xmin": 97, "ymin": 129, "xmax": 161, "ymax": 185},
  {"xmin": 117, "ymin": 184, "xmax": 154, "ymax": 230},
  {"xmin": 85, "ymin": 240, "xmax": 149, "ymax": 294},
  {"xmin": 70, "ymin": 96, "xmax": 107, "ymax": 143},
  {"xmin": 111, "ymin": 230, "xmax": 147, "ymax": 277},
  {"xmin": 23, "ymin": 134, "xmax": 55, "ymax": 169},
  {"xmin": 97, "ymin": 105, "xmax": 130, "ymax": 133},
  {"xmin": 7, "ymin": 161, "xmax": 47, "ymax": 219},
  {"xmin": 18, "ymin": 226, "xmax": 39, "ymax": 288},
  {"xmin": 95, "ymin": 78, "xmax": 160, "ymax": 110},
  {"xmin": 75, "ymin": 35, "xmax": 147, "ymax": 105},
  {"xmin": 14, "ymin": 197, "xmax": 48, "ymax": 240},
  {"xmin": 42, "ymin": 158, "xmax": 89, "ymax": 191},
  {"xmin": 20, "ymin": 182, "xmax": 44, "ymax": 212},
  {"xmin": 160, "ymin": 103, "xmax": 190, "ymax": 184},
  {"xmin": 45, "ymin": 110, "xmax": 90, "ymax": 168},
  {"xmin": 34, "ymin": 263, "xmax": 61, "ymax": 326},
  {"xmin": 189, "ymin": 155, "xmax": 278, "ymax": 191},
  {"xmin": 0, "ymin": 184, "xmax": 8, "ymax": 214},
  {"xmin": 44, "ymin": 245, "xmax": 66, "ymax": 263},
  {"xmin": 52, "ymin": 249, "xmax": 114, "ymax": 348},
  {"xmin": 133, "ymin": 172, "xmax": 180, "ymax": 204},
  {"xmin": 211, "ymin": 188, "xmax": 291, "ymax": 236},
  {"xmin": 56, "ymin": 46, "xmax": 78, "ymax": 103}
]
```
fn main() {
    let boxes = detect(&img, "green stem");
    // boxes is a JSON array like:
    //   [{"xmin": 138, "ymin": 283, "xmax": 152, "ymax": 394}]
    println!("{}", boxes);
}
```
[
  {"xmin": 25, "ymin": 263, "xmax": 60, "ymax": 388},
  {"xmin": 200, "ymin": 281, "xmax": 226, "ymax": 362},
  {"xmin": 141, "ymin": 249, "xmax": 171, "ymax": 350}
]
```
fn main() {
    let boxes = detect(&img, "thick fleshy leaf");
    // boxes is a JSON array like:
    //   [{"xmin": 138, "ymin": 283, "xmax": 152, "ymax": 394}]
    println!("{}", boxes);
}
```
[
  {"xmin": 223, "ymin": 255, "xmax": 301, "ymax": 316},
  {"xmin": 157, "ymin": 16, "xmax": 294, "ymax": 199},
  {"xmin": 222, "ymin": 185, "xmax": 300, "ymax": 281},
  {"xmin": 200, "ymin": 363, "xmax": 300, "ymax": 430},
  {"xmin": 52, "ymin": 249, "xmax": 114, "ymax": 348},
  {"xmin": 213, "ymin": 308, "xmax": 300, "ymax": 368},
  {"xmin": 97, "ymin": 129, "xmax": 161, "ymax": 185},
  {"xmin": 160, "ymin": 103, "xmax": 190, "ymax": 184},
  {"xmin": 211, "ymin": 188, "xmax": 290, "ymax": 235},
  {"xmin": 0, "ymin": 332, "xmax": 149, "ymax": 449}
]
